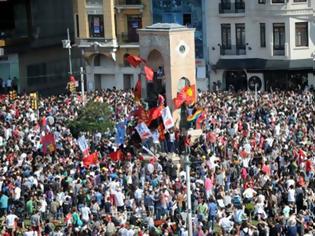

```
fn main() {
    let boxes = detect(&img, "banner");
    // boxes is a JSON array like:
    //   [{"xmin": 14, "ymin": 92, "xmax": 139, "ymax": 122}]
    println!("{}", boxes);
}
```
[
  {"xmin": 115, "ymin": 121, "xmax": 126, "ymax": 145},
  {"xmin": 135, "ymin": 122, "xmax": 152, "ymax": 140},
  {"xmin": 77, "ymin": 135, "xmax": 89, "ymax": 155},
  {"xmin": 162, "ymin": 107, "xmax": 174, "ymax": 130},
  {"xmin": 41, "ymin": 133, "xmax": 56, "ymax": 154}
]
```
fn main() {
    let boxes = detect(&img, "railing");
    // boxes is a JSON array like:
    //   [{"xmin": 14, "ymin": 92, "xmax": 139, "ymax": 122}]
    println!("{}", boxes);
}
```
[
  {"xmin": 219, "ymin": 2, "xmax": 245, "ymax": 14},
  {"xmin": 220, "ymin": 45, "xmax": 246, "ymax": 55},
  {"xmin": 120, "ymin": 32, "xmax": 139, "ymax": 43},
  {"xmin": 273, "ymin": 48, "xmax": 285, "ymax": 56},
  {"xmin": 117, "ymin": 0, "xmax": 142, "ymax": 5}
]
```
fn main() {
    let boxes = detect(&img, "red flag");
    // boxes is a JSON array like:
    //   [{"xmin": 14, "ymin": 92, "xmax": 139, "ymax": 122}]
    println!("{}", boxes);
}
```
[
  {"xmin": 148, "ymin": 106, "xmax": 163, "ymax": 124},
  {"xmin": 40, "ymin": 133, "xmax": 56, "ymax": 154},
  {"xmin": 134, "ymin": 77, "xmax": 142, "ymax": 101},
  {"xmin": 109, "ymin": 150, "xmax": 123, "ymax": 162},
  {"xmin": 83, "ymin": 152, "xmax": 98, "ymax": 167},
  {"xmin": 126, "ymin": 55, "xmax": 142, "ymax": 68},
  {"xmin": 134, "ymin": 106, "xmax": 149, "ymax": 123},
  {"xmin": 144, "ymin": 66, "xmax": 154, "ymax": 81},
  {"xmin": 173, "ymin": 90, "xmax": 187, "ymax": 109}
]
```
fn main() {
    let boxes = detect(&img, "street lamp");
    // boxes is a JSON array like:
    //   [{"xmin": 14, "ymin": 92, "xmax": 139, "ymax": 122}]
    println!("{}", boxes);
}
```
[
  {"xmin": 62, "ymin": 28, "xmax": 73, "ymax": 76},
  {"xmin": 184, "ymin": 152, "xmax": 193, "ymax": 236}
]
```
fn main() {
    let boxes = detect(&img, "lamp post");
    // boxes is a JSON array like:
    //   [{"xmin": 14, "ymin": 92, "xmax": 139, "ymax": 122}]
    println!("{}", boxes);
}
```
[
  {"xmin": 80, "ymin": 67, "xmax": 85, "ymax": 105},
  {"xmin": 185, "ymin": 152, "xmax": 193, "ymax": 236},
  {"xmin": 62, "ymin": 28, "xmax": 73, "ymax": 75}
]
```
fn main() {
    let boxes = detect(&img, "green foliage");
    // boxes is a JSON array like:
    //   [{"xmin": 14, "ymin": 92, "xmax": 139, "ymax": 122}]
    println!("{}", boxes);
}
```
[{"xmin": 68, "ymin": 101, "xmax": 114, "ymax": 137}]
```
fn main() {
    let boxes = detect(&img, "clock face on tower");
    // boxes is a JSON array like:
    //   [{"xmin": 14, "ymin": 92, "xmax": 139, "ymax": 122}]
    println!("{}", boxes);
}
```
[{"xmin": 177, "ymin": 40, "xmax": 189, "ymax": 57}]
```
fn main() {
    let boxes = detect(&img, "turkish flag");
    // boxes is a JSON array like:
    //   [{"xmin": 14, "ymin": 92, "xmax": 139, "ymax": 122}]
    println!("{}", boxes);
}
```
[
  {"xmin": 109, "ymin": 150, "xmax": 123, "ymax": 162},
  {"xmin": 126, "ymin": 55, "xmax": 143, "ymax": 68},
  {"xmin": 183, "ymin": 85, "xmax": 196, "ymax": 105},
  {"xmin": 144, "ymin": 66, "xmax": 154, "ymax": 81},
  {"xmin": 83, "ymin": 152, "xmax": 98, "ymax": 167}
]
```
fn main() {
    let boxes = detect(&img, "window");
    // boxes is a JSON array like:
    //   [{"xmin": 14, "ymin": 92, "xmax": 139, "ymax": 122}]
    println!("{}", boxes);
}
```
[
  {"xmin": 235, "ymin": 23, "xmax": 245, "ymax": 48},
  {"xmin": 183, "ymin": 13, "xmax": 191, "ymax": 26},
  {"xmin": 293, "ymin": 0, "xmax": 307, "ymax": 2},
  {"xmin": 258, "ymin": 0, "xmax": 266, "ymax": 3},
  {"xmin": 273, "ymin": 23, "xmax": 285, "ymax": 49},
  {"xmin": 295, "ymin": 22, "xmax": 308, "ymax": 47},
  {"xmin": 221, "ymin": 24, "xmax": 231, "ymax": 49},
  {"xmin": 127, "ymin": 16, "xmax": 142, "ymax": 42},
  {"xmin": 88, "ymin": 15, "xmax": 104, "ymax": 38},
  {"xmin": 260, "ymin": 23, "xmax": 266, "ymax": 47},
  {"xmin": 272, "ymin": 0, "xmax": 285, "ymax": 3}
]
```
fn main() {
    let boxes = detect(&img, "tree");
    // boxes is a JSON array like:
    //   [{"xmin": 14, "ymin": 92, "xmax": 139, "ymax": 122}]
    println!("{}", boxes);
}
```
[{"xmin": 68, "ymin": 101, "xmax": 114, "ymax": 138}]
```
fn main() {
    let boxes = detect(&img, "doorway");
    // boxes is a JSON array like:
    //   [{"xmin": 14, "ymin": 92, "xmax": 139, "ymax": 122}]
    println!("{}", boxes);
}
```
[{"xmin": 224, "ymin": 70, "xmax": 247, "ymax": 91}]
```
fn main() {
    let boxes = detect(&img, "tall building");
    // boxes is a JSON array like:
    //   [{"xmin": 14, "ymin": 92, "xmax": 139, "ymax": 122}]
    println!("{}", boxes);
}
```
[
  {"xmin": 205, "ymin": 0, "xmax": 315, "ymax": 91},
  {"xmin": 152, "ymin": 0, "xmax": 208, "ymax": 89},
  {"xmin": 0, "ymin": 0, "xmax": 79, "ymax": 94},
  {"xmin": 73, "ymin": 0, "xmax": 152, "ymax": 91}
]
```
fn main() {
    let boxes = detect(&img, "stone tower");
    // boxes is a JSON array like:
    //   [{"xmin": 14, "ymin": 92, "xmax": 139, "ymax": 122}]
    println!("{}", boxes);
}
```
[{"xmin": 138, "ymin": 23, "xmax": 196, "ymax": 122}]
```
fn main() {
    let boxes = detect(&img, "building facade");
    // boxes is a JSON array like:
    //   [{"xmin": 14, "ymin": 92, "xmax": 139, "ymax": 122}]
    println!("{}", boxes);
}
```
[
  {"xmin": 152, "ymin": 0, "xmax": 208, "ymax": 90},
  {"xmin": 0, "ymin": 0, "xmax": 79, "ymax": 94},
  {"xmin": 205, "ymin": 0, "xmax": 315, "ymax": 91},
  {"xmin": 73, "ymin": 0, "xmax": 152, "ymax": 91}
]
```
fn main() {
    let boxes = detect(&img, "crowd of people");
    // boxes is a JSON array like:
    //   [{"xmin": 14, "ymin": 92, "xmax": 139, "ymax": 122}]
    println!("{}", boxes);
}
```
[{"xmin": 0, "ymin": 87, "xmax": 314, "ymax": 236}]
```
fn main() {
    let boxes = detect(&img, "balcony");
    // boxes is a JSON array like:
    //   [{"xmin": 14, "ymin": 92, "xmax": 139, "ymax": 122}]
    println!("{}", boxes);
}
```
[
  {"xmin": 220, "ymin": 45, "xmax": 246, "ymax": 56},
  {"xmin": 118, "ymin": 32, "xmax": 139, "ymax": 48},
  {"xmin": 115, "ymin": 0, "xmax": 144, "ymax": 12},
  {"xmin": 219, "ymin": 2, "xmax": 245, "ymax": 15},
  {"xmin": 76, "ymin": 38, "xmax": 118, "ymax": 49}
]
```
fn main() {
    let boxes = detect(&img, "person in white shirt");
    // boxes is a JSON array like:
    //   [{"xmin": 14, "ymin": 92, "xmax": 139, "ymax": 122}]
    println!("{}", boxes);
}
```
[
  {"xmin": 152, "ymin": 129, "xmax": 160, "ymax": 154},
  {"xmin": 134, "ymin": 188, "xmax": 143, "ymax": 204},
  {"xmin": 243, "ymin": 188, "xmax": 257, "ymax": 200},
  {"xmin": 219, "ymin": 213, "xmax": 234, "ymax": 234},
  {"xmin": 115, "ymin": 188, "xmax": 125, "ymax": 212},
  {"xmin": 6, "ymin": 212, "xmax": 18, "ymax": 231},
  {"xmin": 288, "ymin": 185, "xmax": 296, "ymax": 204},
  {"xmin": 80, "ymin": 204, "xmax": 91, "ymax": 223}
]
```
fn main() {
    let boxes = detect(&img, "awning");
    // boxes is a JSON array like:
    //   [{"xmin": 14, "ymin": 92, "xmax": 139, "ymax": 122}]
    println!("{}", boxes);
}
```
[{"xmin": 215, "ymin": 58, "xmax": 313, "ymax": 71}]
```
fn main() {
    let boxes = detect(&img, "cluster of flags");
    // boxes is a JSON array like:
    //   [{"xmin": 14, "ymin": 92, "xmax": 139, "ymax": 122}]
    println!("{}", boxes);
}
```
[{"xmin": 134, "ymin": 106, "xmax": 175, "ymax": 141}]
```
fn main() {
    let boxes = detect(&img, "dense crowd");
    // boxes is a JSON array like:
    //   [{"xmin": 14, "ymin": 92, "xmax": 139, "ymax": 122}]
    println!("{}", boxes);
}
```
[{"xmin": 0, "ymin": 88, "xmax": 314, "ymax": 236}]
